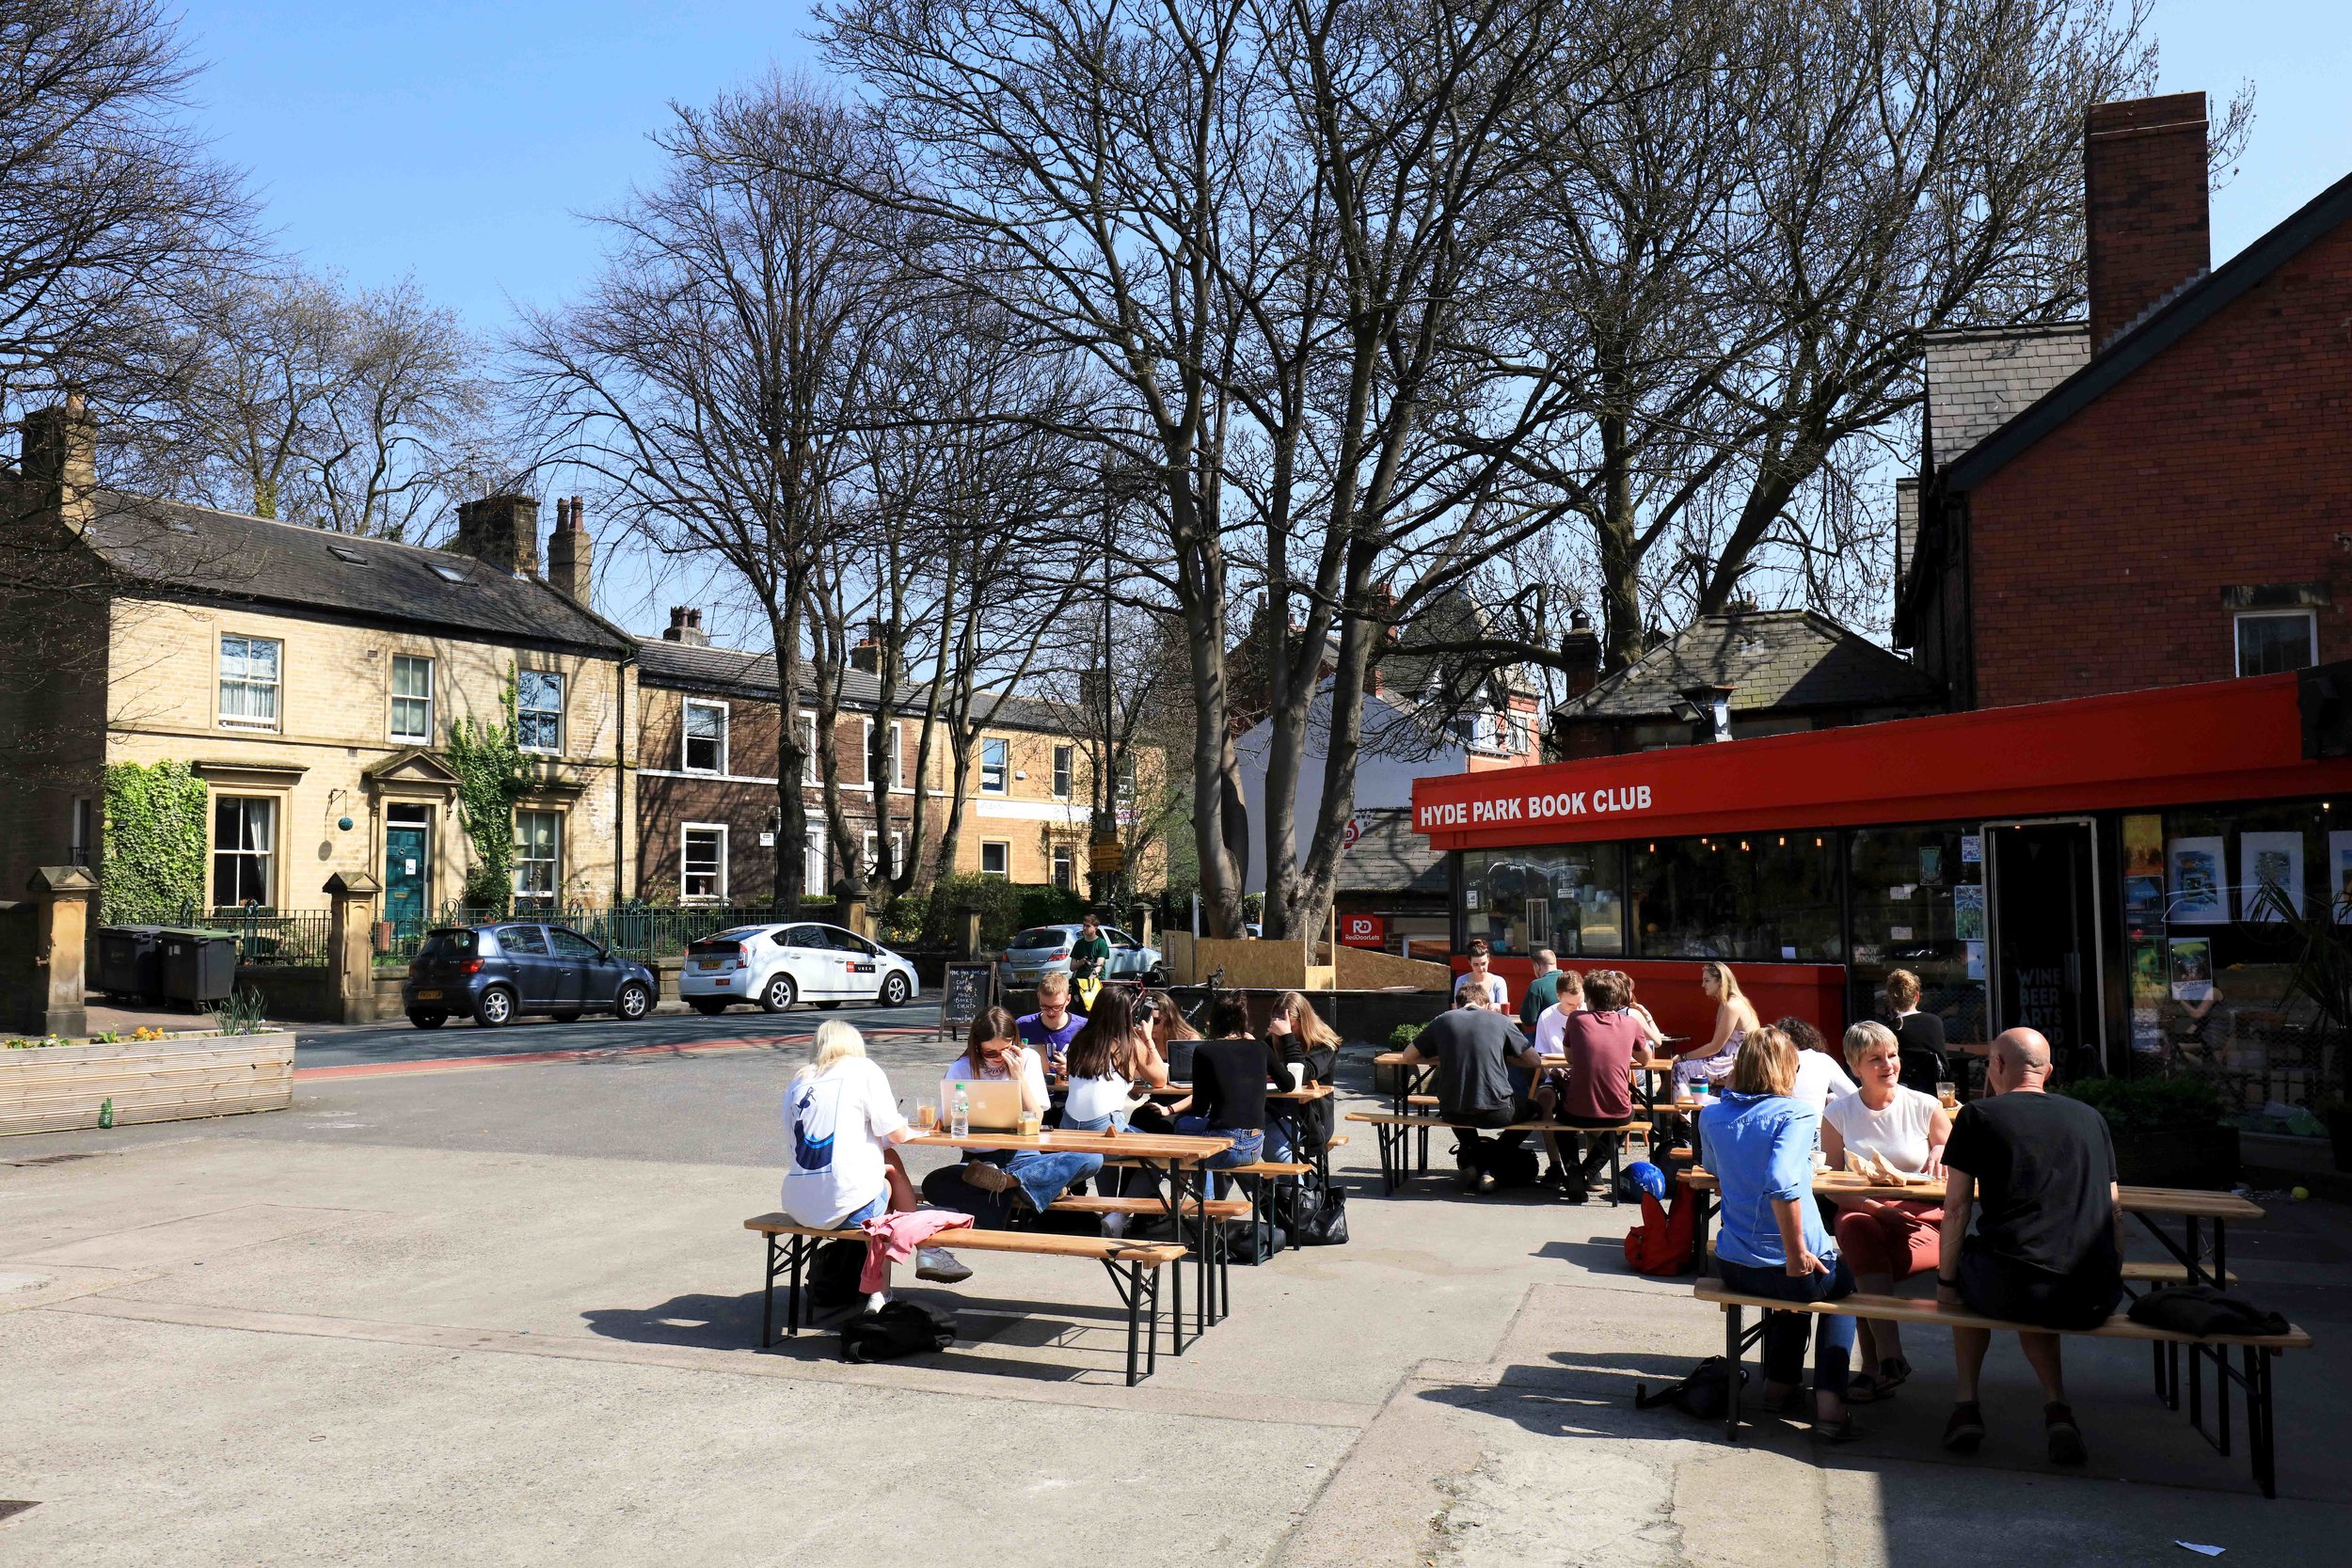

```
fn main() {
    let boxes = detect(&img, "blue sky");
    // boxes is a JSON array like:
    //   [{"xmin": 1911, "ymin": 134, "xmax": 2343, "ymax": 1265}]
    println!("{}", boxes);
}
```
[
  {"xmin": 168, "ymin": 1, "xmax": 2352, "ymax": 634},
  {"xmin": 177, "ymin": 0, "xmax": 2352, "ymax": 322}
]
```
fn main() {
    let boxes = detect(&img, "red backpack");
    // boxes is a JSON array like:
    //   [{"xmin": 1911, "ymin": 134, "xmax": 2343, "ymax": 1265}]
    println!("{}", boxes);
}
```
[{"xmin": 1622, "ymin": 1187, "xmax": 1694, "ymax": 1276}]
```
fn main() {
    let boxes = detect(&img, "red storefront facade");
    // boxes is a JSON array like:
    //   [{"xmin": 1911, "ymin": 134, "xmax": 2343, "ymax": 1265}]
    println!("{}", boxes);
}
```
[{"xmin": 1411, "ymin": 671, "xmax": 2352, "ymax": 1103}]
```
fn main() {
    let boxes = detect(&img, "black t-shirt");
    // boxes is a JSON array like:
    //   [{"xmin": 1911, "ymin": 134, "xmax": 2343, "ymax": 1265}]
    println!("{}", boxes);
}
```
[
  {"xmin": 1190, "ymin": 1038, "xmax": 1267, "ymax": 1132},
  {"xmin": 1416, "ymin": 1008, "xmax": 1529, "ymax": 1119},
  {"xmin": 1945, "ymin": 1090, "xmax": 2120, "ymax": 1279},
  {"xmin": 1892, "ymin": 1011, "xmax": 1948, "ymax": 1094}
]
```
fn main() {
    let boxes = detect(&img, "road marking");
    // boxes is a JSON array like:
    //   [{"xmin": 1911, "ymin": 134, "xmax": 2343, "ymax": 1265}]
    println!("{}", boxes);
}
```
[{"xmin": 294, "ymin": 1025, "xmax": 939, "ymax": 1082}]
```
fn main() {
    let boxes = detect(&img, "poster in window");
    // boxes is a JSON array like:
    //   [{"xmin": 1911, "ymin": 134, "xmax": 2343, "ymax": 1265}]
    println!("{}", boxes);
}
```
[
  {"xmin": 1964, "ymin": 941, "xmax": 1985, "ymax": 980},
  {"xmin": 1959, "ymin": 833, "xmax": 1982, "ymax": 865},
  {"xmin": 1951, "ymin": 884, "xmax": 1985, "ymax": 941},
  {"xmin": 2129, "ymin": 940, "xmax": 2168, "ymax": 1003},
  {"xmin": 2166, "ymin": 836, "xmax": 2228, "ymax": 925},
  {"xmin": 2328, "ymin": 832, "xmax": 2352, "ymax": 924},
  {"xmin": 2238, "ymin": 831, "xmax": 2304, "ymax": 922},
  {"xmin": 2169, "ymin": 937, "xmax": 2214, "ymax": 1002},
  {"xmin": 1918, "ymin": 846, "xmax": 1943, "ymax": 885}
]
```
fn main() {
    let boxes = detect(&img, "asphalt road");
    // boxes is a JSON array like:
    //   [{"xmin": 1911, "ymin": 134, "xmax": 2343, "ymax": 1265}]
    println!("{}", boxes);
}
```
[{"xmin": 291, "ymin": 997, "xmax": 935, "ymax": 1070}]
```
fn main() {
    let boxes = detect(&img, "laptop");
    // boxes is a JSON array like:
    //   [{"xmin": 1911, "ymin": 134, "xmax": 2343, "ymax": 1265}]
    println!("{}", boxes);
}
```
[{"xmin": 942, "ymin": 1077, "xmax": 1025, "ymax": 1133}]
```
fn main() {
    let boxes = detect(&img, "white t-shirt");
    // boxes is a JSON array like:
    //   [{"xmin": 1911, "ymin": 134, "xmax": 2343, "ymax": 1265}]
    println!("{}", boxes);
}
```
[
  {"xmin": 779, "ymin": 1057, "xmax": 905, "ymax": 1227},
  {"xmin": 1454, "ymin": 972, "xmax": 1509, "ymax": 1009},
  {"xmin": 1791, "ymin": 1050, "xmax": 1857, "ymax": 1112},
  {"xmin": 1064, "ymin": 1072, "xmax": 1133, "ymax": 1125},
  {"xmin": 1822, "ymin": 1085, "xmax": 1941, "ymax": 1173},
  {"xmin": 1532, "ymin": 1003, "xmax": 1577, "ymax": 1059}
]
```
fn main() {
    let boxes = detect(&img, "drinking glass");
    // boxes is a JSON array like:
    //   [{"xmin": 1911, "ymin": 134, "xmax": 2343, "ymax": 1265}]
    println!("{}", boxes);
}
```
[
  {"xmin": 916, "ymin": 1100, "xmax": 938, "ymax": 1131},
  {"xmin": 1935, "ymin": 1081, "xmax": 1959, "ymax": 1110}
]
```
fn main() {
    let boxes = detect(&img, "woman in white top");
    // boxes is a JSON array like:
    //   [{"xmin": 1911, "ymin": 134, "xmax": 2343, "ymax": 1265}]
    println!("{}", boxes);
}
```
[
  {"xmin": 1820, "ymin": 1020, "xmax": 1952, "ymax": 1401},
  {"xmin": 1674, "ymin": 961, "xmax": 1757, "ymax": 1087},
  {"xmin": 1776, "ymin": 1016, "xmax": 1857, "ymax": 1111},
  {"xmin": 779, "ymin": 1021, "xmax": 966, "ymax": 1297},
  {"xmin": 943, "ymin": 1007, "xmax": 1104, "ymax": 1218}
]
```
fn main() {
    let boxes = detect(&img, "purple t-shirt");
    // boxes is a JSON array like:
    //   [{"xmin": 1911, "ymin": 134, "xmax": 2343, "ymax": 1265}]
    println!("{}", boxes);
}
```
[{"xmin": 1017, "ymin": 1010, "xmax": 1086, "ymax": 1064}]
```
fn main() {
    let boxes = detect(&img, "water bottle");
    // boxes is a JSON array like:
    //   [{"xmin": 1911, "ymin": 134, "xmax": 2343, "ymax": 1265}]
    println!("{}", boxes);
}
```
[
  {"xmin": 98, "ymin": 1097, "xmax": 114, "ymax": 1130},
  {"xmin": 951, "ymin": 1084, "xmax": 970, "ymax": 1138}
]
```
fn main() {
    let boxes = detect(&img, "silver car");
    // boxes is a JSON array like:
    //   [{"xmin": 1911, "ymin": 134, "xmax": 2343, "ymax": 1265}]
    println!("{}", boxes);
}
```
[{"xmin": 998, "ymin": 922, "xmax": 1167, "ymax": 992}]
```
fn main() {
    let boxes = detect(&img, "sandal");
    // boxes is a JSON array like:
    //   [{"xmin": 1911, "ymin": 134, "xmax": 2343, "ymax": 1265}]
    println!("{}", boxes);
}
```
[
  {"xmin": 1814, "ymin": 1412, "xmax": 1863, "ymax": 1444},
  {"xmin": 1848, "ymin": 1357, "xmax": 1912, "ymax": 1404}
]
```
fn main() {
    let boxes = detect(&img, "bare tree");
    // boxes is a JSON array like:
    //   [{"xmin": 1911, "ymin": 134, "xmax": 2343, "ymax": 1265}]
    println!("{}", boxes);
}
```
[
  {"xmin": 114, "ymin": 266, "xmax": 486, "ymax": 537},
  {"xmin": 512, "ymin": 75, "xmax": 908, "ymax": 904}
]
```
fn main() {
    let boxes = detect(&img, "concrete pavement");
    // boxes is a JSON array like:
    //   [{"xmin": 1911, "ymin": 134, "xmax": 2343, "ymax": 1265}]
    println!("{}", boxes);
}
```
[{"xmin": 4, "ymin": 1041, "xmax": 2350, "ymax": 1565}]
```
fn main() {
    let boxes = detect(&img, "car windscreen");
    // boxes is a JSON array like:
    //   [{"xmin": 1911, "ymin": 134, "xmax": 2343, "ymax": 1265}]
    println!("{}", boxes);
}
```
[
  {"xmin": 1009, "ymin": 927, "xmax": 1071, "ymax": 950},
  {"xmin": 707, "ymin": 927, "xmax": 770, "ymax": 944}
]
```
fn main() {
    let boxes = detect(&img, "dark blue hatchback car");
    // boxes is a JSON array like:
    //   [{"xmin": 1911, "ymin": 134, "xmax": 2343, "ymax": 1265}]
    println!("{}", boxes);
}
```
[{"xmin": 402, "ymin": 923, "xmax": 658, "ymax": 1029}]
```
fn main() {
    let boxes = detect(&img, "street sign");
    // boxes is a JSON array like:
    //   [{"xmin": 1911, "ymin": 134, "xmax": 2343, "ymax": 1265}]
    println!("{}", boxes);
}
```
[
  {"xmin": 1089, "ymin": 835, "xmax": 1125, "ymax": 874},
  {"xmin": 1341, "ymin": 913, "xmax": 1385, "ymax": 947}
]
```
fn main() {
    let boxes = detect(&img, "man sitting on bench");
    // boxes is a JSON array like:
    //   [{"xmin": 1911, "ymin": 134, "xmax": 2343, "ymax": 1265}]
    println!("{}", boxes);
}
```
[
  {"xmin": 1398, "ymin": 998, "xmax": 1542, "ymax": 1194},
  {"xmin": 1937, "ymin": 1026, "xmax": 2123, "ymax": 1466}
]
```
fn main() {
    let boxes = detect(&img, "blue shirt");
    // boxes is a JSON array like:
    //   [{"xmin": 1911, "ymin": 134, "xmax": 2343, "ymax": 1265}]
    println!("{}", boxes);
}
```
[{"xmin": 1701, "ymin": 1090, "xmax": 1835, "ymax": 1270}]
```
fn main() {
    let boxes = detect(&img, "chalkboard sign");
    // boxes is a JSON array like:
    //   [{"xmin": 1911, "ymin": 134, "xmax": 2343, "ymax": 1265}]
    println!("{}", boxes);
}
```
[{"xmin": 940, "ymin": 961, "xmax": 995, "ymax": 1040}]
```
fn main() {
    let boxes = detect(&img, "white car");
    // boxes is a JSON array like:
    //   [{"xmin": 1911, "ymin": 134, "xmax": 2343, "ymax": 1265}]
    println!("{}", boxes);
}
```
[{"xmin": 679, "ymin": 922, "xmax": 920, "ymax": 1014}]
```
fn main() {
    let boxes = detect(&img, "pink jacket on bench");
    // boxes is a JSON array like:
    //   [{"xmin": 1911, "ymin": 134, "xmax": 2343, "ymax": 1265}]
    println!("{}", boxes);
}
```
[{"xmin": 860, "ymin": 1209, "xmax": 972, "ymax": 1291}]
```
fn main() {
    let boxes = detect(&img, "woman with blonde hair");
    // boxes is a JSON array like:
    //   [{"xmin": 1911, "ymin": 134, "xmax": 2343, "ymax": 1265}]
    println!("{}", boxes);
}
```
[
  {"xmin": 1675, "ymin": 960, "xmax": 1758, "ymax": 1089},
  {"xmin": 1699, "ymin": 1025, "xmax": 1858, "ymax": 1437},
  {"xmin": 778, "ymin": 1021, "xmax": 968, "ymax": 1290},
  {"xmin": 1821, "ymin": 1020, "xmax": 1952, "ymax": 1401},
  {"xmin": 1263, "ymin": 990, "xmax": 1340, "ymax": 1087}
]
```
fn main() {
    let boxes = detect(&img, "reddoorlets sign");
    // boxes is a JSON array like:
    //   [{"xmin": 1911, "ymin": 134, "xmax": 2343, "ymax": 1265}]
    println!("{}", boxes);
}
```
[{"xmin": 1416, "ymin": 784, "xmax": 1653, "ymax": 831}]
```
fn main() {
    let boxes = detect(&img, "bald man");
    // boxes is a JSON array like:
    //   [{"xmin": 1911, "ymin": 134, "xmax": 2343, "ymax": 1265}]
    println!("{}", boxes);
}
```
[{"xmin": 1935, "ymin": 1028, "xmax": 2123, "ymax": 1466}]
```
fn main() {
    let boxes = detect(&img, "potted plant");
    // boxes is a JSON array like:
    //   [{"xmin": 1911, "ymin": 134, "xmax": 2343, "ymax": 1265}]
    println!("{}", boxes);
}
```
[{"xmin": 2060, "ymin": 1074, "xmax": 2239, "ymax": 1190}]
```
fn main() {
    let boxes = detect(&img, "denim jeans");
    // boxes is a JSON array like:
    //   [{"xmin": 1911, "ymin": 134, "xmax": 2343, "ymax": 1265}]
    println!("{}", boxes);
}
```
[
  {"xmin": 1003, "ymin": 1150, "xmax": 1104, "ymax": 1212},
  {"xmin": 1060, "ymin": 1110, "xmax": 1131, "ymax": 1133},
  {"xmin": 1715, "ymin": 1256, "xmax": 1857, "ymax": 1398},
  {"xmin": 1172, "ymin": 1115, "xmax": 1263, "ymax": 1199}
]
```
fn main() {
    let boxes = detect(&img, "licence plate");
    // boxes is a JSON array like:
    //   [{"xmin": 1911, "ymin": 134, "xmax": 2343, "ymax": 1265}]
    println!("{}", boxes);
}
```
[
  {"xmin": 695, "ymin": 958, "xmax": 724, "ymax": 970},
  {"xmin": 414, "ymin": 989, "xmax": 442, "ymax": 1001}
]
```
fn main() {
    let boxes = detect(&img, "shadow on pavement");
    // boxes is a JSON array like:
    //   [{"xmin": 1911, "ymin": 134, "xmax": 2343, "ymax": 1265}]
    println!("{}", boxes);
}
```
[{"xmin": 583, "ymin": 1287, "xmax": 1149, "ymax": 1386}]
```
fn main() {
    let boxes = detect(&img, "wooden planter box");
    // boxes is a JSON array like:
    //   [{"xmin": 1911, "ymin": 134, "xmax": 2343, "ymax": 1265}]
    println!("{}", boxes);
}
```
[
  {"xmin": 0, "ymin": 1030, "xmax": 294, "ymax": 1137},
  {"xmin": 2110, "ymin": 1125, "xmax": 2242, "ymax": 1192}
]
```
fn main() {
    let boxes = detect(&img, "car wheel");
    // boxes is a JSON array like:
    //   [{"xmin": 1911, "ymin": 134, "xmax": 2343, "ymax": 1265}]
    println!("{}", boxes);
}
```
[
  {"xmin": 614, "ymin": 981, "xmax": 654, "ymax": 1022},
  {"xmin": 472, "ymin": 987, "xmax": 516, "ymax": 1027},
  {"xmin": 690, "ymin": 998, "xmax": 729, "ymax": 1017},
  {"xmin": 408, "ymin": 1010, "xmax": 447, "ymax": 1030},
  {"xmin": 760, "ymin": 974, "xmax": 797, "ymax": 1013},
  {"xmin": 550, "ymin": 1011, "xmax": 581, "ymax": 1023},
  {"xmin": 879, "ymin": 972, "xmax": 911, "ymax": 1008}
]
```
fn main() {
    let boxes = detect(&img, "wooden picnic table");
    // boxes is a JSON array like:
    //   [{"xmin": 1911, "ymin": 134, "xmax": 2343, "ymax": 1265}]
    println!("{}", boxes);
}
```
[
  {"xmin": 1375, "ymin": 1049, "xmax": 1682, "ymax": 1172},
  {"xmin": 909, "ymin": 1127, "xmax": 1233, "ymax": 1342}
]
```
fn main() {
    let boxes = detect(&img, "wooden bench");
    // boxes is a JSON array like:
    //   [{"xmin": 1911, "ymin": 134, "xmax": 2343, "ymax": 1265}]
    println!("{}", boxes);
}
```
[
  {"xmin": 743, "ymin": 1213, "xmax": 1189, "ymax": 1386},
  {"xmin": 1692, "ymin": 1277, "xmax": 2312, "ymax": 1497},
  {"xmin": 1345, "ymin": 1109, "xmax": 1650, "ymax": 1197}
]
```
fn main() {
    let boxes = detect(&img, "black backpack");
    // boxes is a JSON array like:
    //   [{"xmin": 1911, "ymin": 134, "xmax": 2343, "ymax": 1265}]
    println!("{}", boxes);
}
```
[
  {"xmin": 1635, "ymin": 1356, "xmax": 1746, "ymax": 1420},
  {"xmin": 841, "ymin": 1300, "xmax": 956, "ymax": 1363},
  {"xmin": 806, "ymin": 1239, "xmax": 868, "ymax": 1313}
]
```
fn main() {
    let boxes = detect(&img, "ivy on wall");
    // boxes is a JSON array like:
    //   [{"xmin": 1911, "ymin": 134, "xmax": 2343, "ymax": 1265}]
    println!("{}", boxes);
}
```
[
  {"xmin": 445, "ymin": 678, "xmax": 530, "ymax": 910},
  {"xmin": 101, "ymin": 760, "xmax": 209, "ymax": 922}
]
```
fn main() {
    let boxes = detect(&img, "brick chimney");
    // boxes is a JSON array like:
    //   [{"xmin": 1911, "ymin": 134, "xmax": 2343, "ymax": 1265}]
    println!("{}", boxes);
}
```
[
  {"xmin": 849, "ymin": 618, "xmax": 892, "ymax": 679},
  {"xmin": 453, "ymin": 495, "xmax": 540, "ymax": 576},
  {"xmin": 2086, "ymin": 91, "xmax": 2210, "ymax": 351},
  {"xmin": 1560, "ymin": 606, "xmax": 1601, "ymax": 700},
  {"xmin": 662, "ymin": 607, "xmax": 708, "ymax": 646},
  {"xmin": 546, "ymin": 494, "xmax": 591, "ymax": 606},
  {"xmin": 20, "ymin": 391, "xmax": 97, "ymax": 535}
]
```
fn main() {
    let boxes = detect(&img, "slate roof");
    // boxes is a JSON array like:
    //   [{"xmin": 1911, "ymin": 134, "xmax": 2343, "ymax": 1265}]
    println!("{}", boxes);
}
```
[
  {"xmin": 636, "ymin": 635, "xmax": 1071, "ymax": 732},
  {"xmin": 1922, "ymin": 325, "xmax": 2090, "ymax": 471},
  {"xmin": 81, "ymin": 493, "xmax": 632, "ymax": 655},
  {"xmin": 1336, "ymin": 808, "xmax": 1447, "ymax": 895},
  {"xmin": 1553, "ymin": 609, "xmax": 1941, "ymax": 721}
]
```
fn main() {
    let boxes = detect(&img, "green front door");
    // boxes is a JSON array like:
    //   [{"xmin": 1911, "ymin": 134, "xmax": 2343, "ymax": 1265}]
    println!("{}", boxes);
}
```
[{"xmin": 386, "ymin": 825, "xmax": 428, "ymax": 933}]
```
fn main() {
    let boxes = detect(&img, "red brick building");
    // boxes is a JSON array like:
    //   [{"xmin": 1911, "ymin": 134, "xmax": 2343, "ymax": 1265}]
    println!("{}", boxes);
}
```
[{"xmin": 1900, "ymin": 91, "xmax": 2352, "ymax": 706}]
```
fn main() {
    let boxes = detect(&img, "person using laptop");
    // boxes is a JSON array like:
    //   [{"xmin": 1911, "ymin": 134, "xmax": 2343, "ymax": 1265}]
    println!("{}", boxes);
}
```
[{"xmin": 931, "ymin": 1007, "xmax": 1103, "ymax": 1223}]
